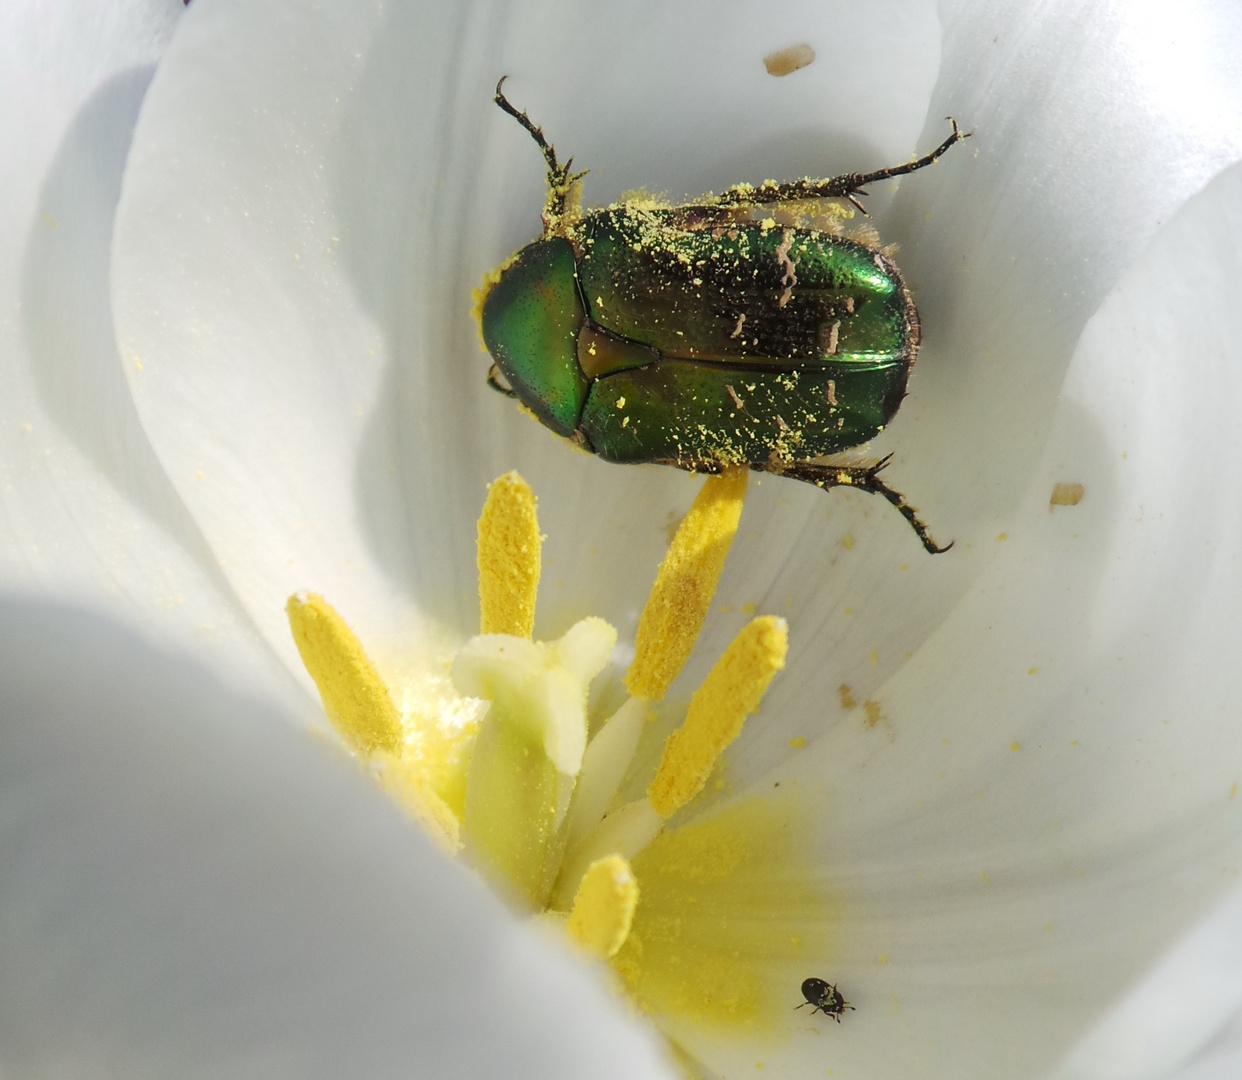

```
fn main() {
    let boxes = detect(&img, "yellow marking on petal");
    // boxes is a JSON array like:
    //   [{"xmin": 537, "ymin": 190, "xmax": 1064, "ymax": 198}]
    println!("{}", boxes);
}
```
[
  {"xmin": 286, "ymin": 592, "xmax": 402, "ymax": 756},
  {"xmin": 613, "ymin": 794, "xmax": 834, "ymax": 1030},
  {"xmin": 373, "ymin": 751, "xmax": 461, "ymax": 855},
  {"xmin": 648, "ymin": 616, "xmax": 787, "ymax": 819},
  {"xmin": 568, "ymin": 854, "xmax": 640, "ymax": 959},
  {"xmin": 477, "ymin": 471, "xmax": 542, "ymax": 638},
  {"xmin": 626, "ymin": 468, "xmax": 748, "ymax": 701}
]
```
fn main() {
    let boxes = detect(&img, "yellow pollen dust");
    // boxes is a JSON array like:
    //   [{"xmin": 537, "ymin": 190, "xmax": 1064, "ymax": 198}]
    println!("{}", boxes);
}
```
[
  {"xmin": 648, "ymin": 615, "xmax": 788, "ymax": 819},
  {"xmin": 470, "ymin": 250, "xmax": 520, "ymax": 351},
  {"xmin": 625, "ymin": 467, "xmax": 748, "ymax": 701},
  {"xmin": 567, "ymin": 854, "xmax": 640, "ymax": 959},
  {"xmin": 477, "ymin": 471, "xmax": 541, "ymax": 638},
  {"xmin": 612, "ymin": 795, "xmax": 833, "ymax": 1029},
  {"xmin": 286, "ymin": 592, "xmax": 402, "ymax": 756}
]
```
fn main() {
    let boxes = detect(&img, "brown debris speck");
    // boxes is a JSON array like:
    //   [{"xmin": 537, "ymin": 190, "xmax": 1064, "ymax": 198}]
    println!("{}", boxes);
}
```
[
  {"xmin": 1049, "ymin": 483, "xmax": 1085, "ymax": 510},
  {"xmin": 763, "ymin": 43, "xmax": 816, "ymax": 77}
]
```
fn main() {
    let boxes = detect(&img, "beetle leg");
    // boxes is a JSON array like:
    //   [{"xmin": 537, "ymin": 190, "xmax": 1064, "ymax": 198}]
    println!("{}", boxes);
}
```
[
  {"xmin": 485, "ymin": 363, "xmax": 519, "ymax": 399},
  {"xmin": 755, "ymin": 458, "xmax": 953, "ymax": 555},
  {"xmin": 833, "ymin": 117, "xmax": 970, "ymax": 197},
  {"xmin": 682, "ymin": 119, "xmax": 970, "ymax": 212}
]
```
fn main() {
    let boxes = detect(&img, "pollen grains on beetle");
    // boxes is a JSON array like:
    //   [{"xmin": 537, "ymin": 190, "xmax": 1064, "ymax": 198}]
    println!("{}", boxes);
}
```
[{"xmin": 286, "ymin": 467, "xmax": 833, "ymax": 1033}]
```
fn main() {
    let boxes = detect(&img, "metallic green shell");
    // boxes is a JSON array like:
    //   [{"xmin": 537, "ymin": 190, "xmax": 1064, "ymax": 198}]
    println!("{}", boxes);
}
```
[
  {"xmin": 483, "ymin": 206, "xmax": 918, "ymax": 466},
  {"xmin": 571, "ymin": 206, "xmax": 917, "ymax": 465},
  {"xmin": 579, "ymin": 360, "xmax": 906, "ymax": 468},
  {"xmin": 576, "ymin": 206, "xmax": 915, "ymax": 367}
]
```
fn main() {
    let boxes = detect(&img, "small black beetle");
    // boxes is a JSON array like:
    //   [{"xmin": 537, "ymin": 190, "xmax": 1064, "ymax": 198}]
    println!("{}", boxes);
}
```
[{"xmin": 796, "ymin": 977, "xmax": 854, "ymax": 1022}]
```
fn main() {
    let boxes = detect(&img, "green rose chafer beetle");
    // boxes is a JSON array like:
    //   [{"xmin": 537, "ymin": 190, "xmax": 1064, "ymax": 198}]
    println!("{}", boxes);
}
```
[{"xmin": 477, "ymin": 79, "xmax": 969, "ymax": 554}]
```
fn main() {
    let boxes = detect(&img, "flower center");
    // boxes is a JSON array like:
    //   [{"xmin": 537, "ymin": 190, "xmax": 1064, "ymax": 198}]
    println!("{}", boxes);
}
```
[{"xmin": 286, "ymin": 467, "xmax": 833, "ymax": 1033}]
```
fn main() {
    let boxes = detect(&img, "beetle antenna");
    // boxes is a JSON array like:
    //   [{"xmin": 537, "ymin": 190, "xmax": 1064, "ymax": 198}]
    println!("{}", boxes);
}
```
[
  {"xmin": 494, "ymin": 77, "xmax": 565, "ymax": 179},
  {"xmin": 494, "ymin": 77, "xmax": 584, "ymax": 235}
]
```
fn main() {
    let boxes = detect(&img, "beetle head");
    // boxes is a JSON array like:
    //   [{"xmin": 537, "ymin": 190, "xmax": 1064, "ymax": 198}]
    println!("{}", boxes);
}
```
[{"xmin": 480, "ymin": 237, "xmax": 589, "ymax": 438}]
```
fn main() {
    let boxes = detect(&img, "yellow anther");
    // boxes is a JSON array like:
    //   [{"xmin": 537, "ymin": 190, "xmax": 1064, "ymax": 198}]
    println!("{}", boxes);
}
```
[
  {"xmin": 478, "ymin": 471, "xmax": 542, "ymax": 638},
  {"xmin": 648, "ymin": 616, "xmax": 787, "ymax": 819},
  {"xmin": 286, "ymin": 592, "xmax": 402, "ymax": 756},
  {"xmin": 626, "ymin": 467, "xmax": 748, "ymax": 701},
  {"xmin": 568, "ymin": 854, "xmax": 640, "ymax": 959}
]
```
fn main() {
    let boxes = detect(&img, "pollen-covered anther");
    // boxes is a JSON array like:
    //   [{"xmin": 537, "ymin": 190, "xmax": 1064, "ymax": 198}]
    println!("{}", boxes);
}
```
[
  {"xmin": 477, "ymin": 470, "xmax": 542, "ymax": 638},
  {"xmin": 625, "ymin": 467, "xmax": 748, "ymax": 701},
  {"xmin": 648, "ymin": 615, "xmax": 788, "ymax": 818},
  {"xmin": 567, "ymin": 854, "xmax": 640, "ymax": 959},
  {"xmin": 286, "ymin": 592, "xmax": 461, "ymax": 853},
  {"xmin": 286, "ymin": 591, "xmax": 402, "ymax": 756}
]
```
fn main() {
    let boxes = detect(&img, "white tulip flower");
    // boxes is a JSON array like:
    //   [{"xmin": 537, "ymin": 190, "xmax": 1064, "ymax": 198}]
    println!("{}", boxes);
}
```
[{"xmin": 6, "ymin": 0, "xmax": 1242, "ymax": 1077}]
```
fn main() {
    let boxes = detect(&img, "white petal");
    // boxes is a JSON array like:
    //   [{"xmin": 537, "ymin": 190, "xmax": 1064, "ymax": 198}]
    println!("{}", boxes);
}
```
[
  {"xmin": 1058, "ymin": 883, "xmax": 1242, "ymax": 1080},
  {"xmin": 113, "ymin": 0, "xmax": 435, "ymax": 674},
  {"xmin": 0, "ymin": 0, "xmax": 297, "ymax": 707},
  {"xmin": 0, "ymin": 597, "xmax": 674, "ymax": 1079},
  {"xmin": 1165, "ymin": 1006, "xmax": 1242, "ymax": 1080}
]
